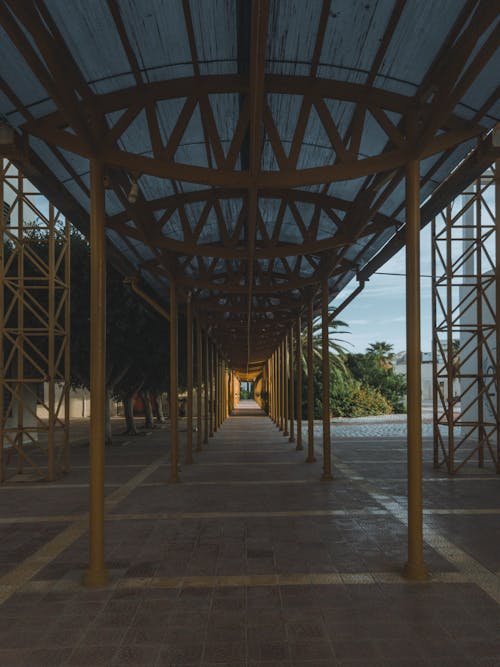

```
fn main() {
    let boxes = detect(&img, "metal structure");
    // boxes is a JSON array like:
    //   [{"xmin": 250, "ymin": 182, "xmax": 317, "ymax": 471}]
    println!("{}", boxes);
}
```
[
  {"xmin": 0, "ymin": 0, "xmax": 498, "ymax": 584},
  {"xmin": 432, "ymin": 164, "xmax": 499, "ymax": 474},
  {"xmin": 0, "ymin": 158, "xmax": 70, "ymax": 482}
]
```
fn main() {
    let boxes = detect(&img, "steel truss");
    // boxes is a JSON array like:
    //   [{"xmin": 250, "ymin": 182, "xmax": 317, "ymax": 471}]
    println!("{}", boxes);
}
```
[
  {"xmin": 0, "ymin": 159, "xmax": 70, "ymax": 482},
  {"xmin": 432, "ymin": 163, "xmax": 499, "ymax": 474}
]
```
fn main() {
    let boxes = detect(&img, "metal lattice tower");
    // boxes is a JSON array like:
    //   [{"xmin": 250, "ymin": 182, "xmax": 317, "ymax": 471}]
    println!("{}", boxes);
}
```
[
  {"xmin": 432, "ymin": 164, "xmax": 499, "ymax": 474},
  {"xmin": 0, "ymin": 160, "xmax": 70, "ymax": 482}
]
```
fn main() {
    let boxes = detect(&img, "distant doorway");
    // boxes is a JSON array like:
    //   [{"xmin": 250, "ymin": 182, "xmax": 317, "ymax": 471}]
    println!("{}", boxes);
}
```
[{"xmin": 240, "ymin": 381, "xmax": 254, "ymax": 400}]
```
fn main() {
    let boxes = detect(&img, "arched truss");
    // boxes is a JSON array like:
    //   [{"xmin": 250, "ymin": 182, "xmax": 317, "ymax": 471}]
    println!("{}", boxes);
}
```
[{"xmin": 0, "ymin": 0, "xmax": 498, "ymax": 370}]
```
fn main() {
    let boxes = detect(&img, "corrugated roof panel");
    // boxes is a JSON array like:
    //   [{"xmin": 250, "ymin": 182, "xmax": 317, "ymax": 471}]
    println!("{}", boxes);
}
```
[
  {"xmin": 138, "ymin": 174, "xmax": 175, "ymax": 201},
  {"xmin": 116, "ymin": 0, "xmax": 194, "ymax": 82},
  {"xmin": 28, "ymin": 136, "xmax": 71, "ymax": 183},
  {"xmin": 327, "ymin": 177, "xmax": 365, "ymax": 202},
  {"xmin": 261, "ymin": 140, "xmax": 280, "ymax": 171},
  {"xmin": 45, "ymin": 0, "xmax": 132, "ymax": 91},
  {"xmin": 189, "ymin": 0, "xmax": 238, "ymax": 75},
  {"xmin": 105, "ymin": 191, "xmax": 125, "ymax": 216},
  {"xmin": 184, "ymin": 200, "xmax": 207, "ymax": 232},
  {"xmin": 162, "ymin": 209, "xmax": 183, "ymax": 240},
  {"xmin": 118, "ymin": 109, "xmax": 153, "ymax": 156},
  {"xmin": 297, "ymin": 105, "xmax": 335, "ymax": 169},
  {"xmin": 267, "ymin": 93, "xmax": 304, "ymax": 152},
  {"xmin": 279, "ymin": 218, "xmax": 303, "ymax": 244},
  {"xmin": 218, "ymin": 198, "xmax": 243, "ymax": 236},
  {"xmin": 208, "ymin": 93, "xmax": 241, "ymax": 146},
  {"xmin": 359, "ymin": 110, "xmax": 391, "ymax": 157},
  {"xmin": 376, "ymin": 1, "xmax": 466, "ymax": 93},
  {"xmin": 323, "ymin": 100, "xmax": 357, "ymax": 143},
  {"xmin": 174, "ymin": 103, "xmax": 208, "ymax": 167},
  {"xmin": 64, "ymin": 179, "xmax": 90, "ymax": 211},
  {"xmin": 0, "ymin": 25, "xmax": 49, "ymax": 111},
  {"xmin": 267, "ymin": 0, "xmax": 324, "ymax": 75},
  {"xmin": 197, "ymin": 207, "xmax": 220, "ymax": 243},
  {"xmin": 106, "ymin": 228, "xmax": 138, "ymax": 266},
  {"xmin": 56, "ymin": 147, "xmax": 89, "ymax": 180},
  {"xmin": 318, "ymin": 0, "xmax": 392, "ymax": 85},
  {"xmin": 155, "ymin": 98, "xmax": 188, "ymax": 146}
]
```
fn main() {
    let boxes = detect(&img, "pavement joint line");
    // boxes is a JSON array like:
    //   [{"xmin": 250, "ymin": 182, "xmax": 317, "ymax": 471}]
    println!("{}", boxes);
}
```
[
  {"xmin": 0, "ymin": 455, "xmax": 165, "ymax": 608},
  {"xmin": 0, "ymin": 507, "xmax": 390, "ymax": 525},
  {"xmin": 141, "ymin": 479, "xmax": 319, "ymax": 486},
  {"xmin": 17, "ymin": 570, "xmax": 472, "ymax": 594},
  {"xmin": 328, "ymin": 450, "xmax": 500, "ymax": 604}
]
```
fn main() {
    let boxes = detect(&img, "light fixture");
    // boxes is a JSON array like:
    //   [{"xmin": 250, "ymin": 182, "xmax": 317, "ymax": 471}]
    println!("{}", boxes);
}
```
[{"xmin": 127, "ymin": 179, "xmax": 139, "ymax": 204}]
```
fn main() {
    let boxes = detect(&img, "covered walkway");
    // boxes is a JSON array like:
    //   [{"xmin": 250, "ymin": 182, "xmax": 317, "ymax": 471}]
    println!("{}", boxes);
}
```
[{"xmin": 0, "ymin": 407, "xmax": 499, "ymax": 665}]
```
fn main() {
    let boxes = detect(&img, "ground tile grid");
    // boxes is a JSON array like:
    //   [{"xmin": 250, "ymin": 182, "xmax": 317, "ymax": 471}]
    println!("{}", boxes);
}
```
[{"xmin": 0, "ymin": 404, "xmax": 499, "ymax": 665}]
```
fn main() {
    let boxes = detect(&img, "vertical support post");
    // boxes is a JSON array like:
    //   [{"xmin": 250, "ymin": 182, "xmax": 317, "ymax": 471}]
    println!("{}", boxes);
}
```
[
  {"xmin": 204, "ymin": 330, "xmax": 209, "ymax": 444},
  {"xmin": 306, "ymin": 299, "xmax": 316, "ymax": 462},
  {"xmin": 283, "ymin": 336, "xmax": 289, "ymax": 437},
  {"xmin": 196, "ymin": 318, "xmax": 203, "ymax": 452},
  {"xmin": 209, "ymin": 339, "xmax": 214, "ymax": 437},
  {"xmin": 279, "ymin": 342, "xmax": 284, "ymax": 431},
  {"xmin": 186, "ymin": 293, "xmax": 194, "ymax": 464},
  {"xmin": 321, "ymin": 277, "xmax": 333, "ymax": 481},
  {"xmin": 404, "ymin": 159, "xmax": 427, "ymax": 580},
  {"xmin": 214, "ymin": 346, "xmax": 219, "ymax": 432},
  {"xmin": 169, "ymin": 284, "xmax": 180, "ymax": 483},
  {"xmin": 296, "ymin": 315, "xmax": 303, "ymax": 451},
  {"xmin": 289, "ymin": 326, "xmax": 295, "ymax": 442},
  {"xmin": 84, "ymin": 158, "xmax": 108, "ymax": 587}
]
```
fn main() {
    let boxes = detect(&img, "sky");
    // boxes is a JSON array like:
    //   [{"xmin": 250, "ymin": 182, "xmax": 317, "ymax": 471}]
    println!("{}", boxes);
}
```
[{"xmin": 332, "ymin": 224, "xmax": 433, "ymax": 355}]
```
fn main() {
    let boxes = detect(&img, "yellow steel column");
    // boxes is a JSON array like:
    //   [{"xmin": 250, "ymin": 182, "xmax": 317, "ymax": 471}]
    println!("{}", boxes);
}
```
[
  {"xmin": 278, "ymin": 343, "xmax": 283, "ymax": 431},
  {"xmin": 185, "ymin": 293, "xmax": 194, "ymax": 464},
  {"xmin": 404, "ymin": 159, "xmax": 427, "ymax": 580},
  {"xmin": 204, "ymin": 330, "xmax": 209, "ymax": 444},
  {"xmin": 169, "ymin": 284, "xmax": 180, "ymax": 483},
  {"xmin": 209, "ymin": 339, "xmax": 214, "ymax": 437},
  {"xmin": 289, "ymin": 325, "xmax": 295, "ymax": 443},
  {"xmin": 283, "ymin": 336, "xmax": 289, "ymax": 437},
  {"xmin": 321, "ymin": 278, "xmax": 333, "ymax": 481},
  {"xmin": 214, "ymin": 346, "xmax": 219, "ymax": 432},
  {"xmin": 306, "ymin": 299, "xmax": 316, "ymax": 463},
  {"xmin": 296, "ymin": 315, "xmax": 303, "ymax": 451},
  {"xmin": 84, "ymin": 158, "xmax": 108, "ymax": 587},
  {"xmin": 196, "ymin": 318, "xmax": 203, "ymax": 452}
]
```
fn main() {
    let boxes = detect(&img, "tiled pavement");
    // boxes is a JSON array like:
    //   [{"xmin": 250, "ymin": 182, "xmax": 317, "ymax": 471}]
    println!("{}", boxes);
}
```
[{"xmin": 0, "ymin": 401, "xmax": 499, "ymax": 666}]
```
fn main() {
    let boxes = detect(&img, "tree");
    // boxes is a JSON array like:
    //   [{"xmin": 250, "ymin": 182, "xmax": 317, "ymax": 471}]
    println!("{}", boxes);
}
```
[
  {"xmin": 366, "ymin": 341, "xmax": 395, "ymax": 369},
  {"xmin": 346, "ymin": 348, "xmax": 406, "ymax": 413},
  {"xmin": 67, "ymin": 231, "xmax": 171, "ymax": 442}
]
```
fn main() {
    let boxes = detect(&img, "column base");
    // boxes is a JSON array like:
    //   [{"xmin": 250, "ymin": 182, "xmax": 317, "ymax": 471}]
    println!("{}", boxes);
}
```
[
  {"xmin": 289, "ymin": 436, "xmax": 295, "ymax": 443},
  {"xmin": 321, "ymin": 472, "xmax": 333, "ymax": 481},
  {"xmin": 185, "ymin": 457, "xmax": 195, "ymax": 464},
  {"xmin": 296, "ymin": 444, "xmax": 304, "ymax": 451},
  {"xmin": 195, "ymin": 446, "xmax": 203, "ymax": 453},
  {"xmin": 305, "ymin": 456, "xmax": 316, "ymax": 463},
  {"xmin": 168, "ymin": 473, "xmax": 181, "ymax": 484},
  {"xmin": 283, "ymin": 431, "xmax": 289, "ymax": 437},
  {"xmin": 83, "ymin": 567, "xmax": 109, "ymax": 588},
  {"xmin": 402, "ymin": 561, "xmax": 429, "ymax": 581}
]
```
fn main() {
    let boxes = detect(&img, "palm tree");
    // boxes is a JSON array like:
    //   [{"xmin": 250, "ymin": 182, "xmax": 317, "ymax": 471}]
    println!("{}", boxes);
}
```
[
  {"xmin": 366, "ymin": 341, "xmax": 395, "ymax": 370},
  {"xmin": 300, "ymin": 316, "xmax": 351, "ymax": 378}
]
